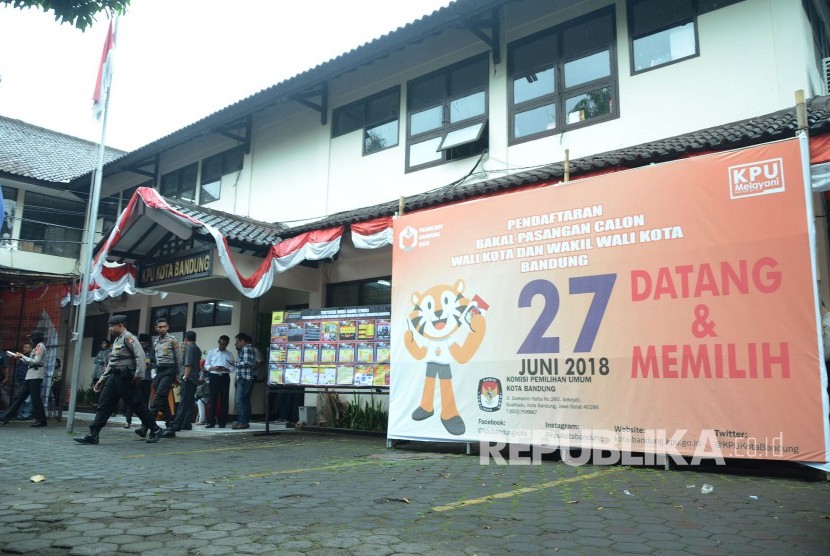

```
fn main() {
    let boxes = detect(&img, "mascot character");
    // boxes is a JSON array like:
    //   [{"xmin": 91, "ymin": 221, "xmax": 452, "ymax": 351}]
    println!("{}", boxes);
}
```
[{"xmin": 404, "ymin": 279, "xmax": 487, "ymax": 435}]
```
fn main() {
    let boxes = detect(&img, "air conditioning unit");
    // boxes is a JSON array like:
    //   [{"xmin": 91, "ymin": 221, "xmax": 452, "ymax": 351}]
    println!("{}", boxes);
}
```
[{"xmin": 824, "ymin": 57, "xmax": 830, "ymax": 96}]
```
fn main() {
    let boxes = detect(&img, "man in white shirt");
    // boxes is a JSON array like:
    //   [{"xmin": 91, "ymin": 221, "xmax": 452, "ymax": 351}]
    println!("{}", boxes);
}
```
[{"xmin": 203, "ymin": 335, "xmax": 235, "ymax": 428}]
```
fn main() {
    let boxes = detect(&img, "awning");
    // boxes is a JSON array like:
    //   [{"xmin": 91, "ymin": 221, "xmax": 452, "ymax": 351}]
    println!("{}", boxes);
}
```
[{"xmin": 74, "ymin": 187, "xmax": 391, "ymax": 302}]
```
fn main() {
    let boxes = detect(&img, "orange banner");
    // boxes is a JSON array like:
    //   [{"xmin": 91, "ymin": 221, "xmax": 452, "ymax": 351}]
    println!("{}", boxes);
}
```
[{"xmin": 390, "ymin": 138, "xmax": 828, "ymax": 463}]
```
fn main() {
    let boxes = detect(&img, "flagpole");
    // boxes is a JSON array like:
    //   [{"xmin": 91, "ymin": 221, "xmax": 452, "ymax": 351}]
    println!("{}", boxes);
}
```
[{"xmin": 66, "ymin": 17, "xmax": 118, "ymax": 433}]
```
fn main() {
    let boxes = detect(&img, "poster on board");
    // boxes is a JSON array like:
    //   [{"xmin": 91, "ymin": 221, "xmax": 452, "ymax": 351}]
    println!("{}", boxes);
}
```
[{"xmin": 389, "ymin": 138, "xmax": 829, "ymax": 463}]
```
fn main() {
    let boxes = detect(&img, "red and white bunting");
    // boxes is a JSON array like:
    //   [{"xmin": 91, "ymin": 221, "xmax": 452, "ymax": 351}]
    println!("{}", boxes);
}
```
[
  {"xmin": 351, "ymin": 216, "xmax": 393, "ymax": 249},
  {"xmin": 82, "ymin": 187, "xmax": 346, "ymax": 302}
]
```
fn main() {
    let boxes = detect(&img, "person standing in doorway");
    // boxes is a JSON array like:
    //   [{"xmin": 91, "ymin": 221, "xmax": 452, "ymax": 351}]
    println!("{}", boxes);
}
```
[
  {"xmin": 91, "ymin": 339, "xmax": 111, "ymax": 408},
  {"xmin": 141, "ymin": 318, "xmax": 180, "ymax": 441},
  {"xmin": 73, "ymin": 315, "xmax": 162, "ymax": 444},
  {"xmin": 233, "ymin": 333, "xmax": 256, "ymax": 430},
  {"xmin": 0, "ymin": 332, "xmax": 48, "ymax": 427},
  {"xmin": 204, "ymin": 335, "xmax": 234, "ymax": 428},
  {"xmin": 170, "ymin": 331, "xmax": 201, "ymax": 434}
]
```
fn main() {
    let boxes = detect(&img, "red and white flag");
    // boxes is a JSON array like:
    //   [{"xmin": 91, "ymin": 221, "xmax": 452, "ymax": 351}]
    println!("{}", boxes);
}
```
[{"xmin": 92, "ymin": 21, "xmax": 115, "ymax": 120}]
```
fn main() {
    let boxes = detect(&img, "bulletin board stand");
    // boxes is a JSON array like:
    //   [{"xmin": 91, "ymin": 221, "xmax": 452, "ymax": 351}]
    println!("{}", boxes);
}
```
[{"xmin": 261, "ymin": 384, "xmax": 389, "ymax": 435}]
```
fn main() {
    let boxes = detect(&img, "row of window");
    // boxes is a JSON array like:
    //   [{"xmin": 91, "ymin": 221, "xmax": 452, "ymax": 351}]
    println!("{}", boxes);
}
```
[
  {"xmin": 81, "ymin": 277, "xmax": 393, "ymax": 349},
  {"xmin": 159, "ymin": 147, "xmax": 244, "ymax": 204},
  {"xmin": 1, "ymin": 185, "xmax": 85, "ymax": 258},
  {"xmin": 333, "ymin": 0, "xmax": 744, "ymax": 172},
  {"xmin": 84, "ymin": 299, "xmax": 233, "ymax": 344},
  {"xmin": 150, "ymin": 0, "xmax": 745, "ymax": 201}
]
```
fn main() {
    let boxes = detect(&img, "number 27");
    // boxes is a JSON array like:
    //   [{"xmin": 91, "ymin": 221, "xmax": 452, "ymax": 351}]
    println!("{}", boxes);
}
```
[{"xmin": 517, "ymin": 273, "xmax": 617, "ymax": 354}]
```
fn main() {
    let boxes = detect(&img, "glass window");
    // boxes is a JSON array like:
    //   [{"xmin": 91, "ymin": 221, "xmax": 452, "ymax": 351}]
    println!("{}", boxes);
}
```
[
  {"xmin": 84, "ymin": 314, "xmax": 110, "ymax": 356},
  {"xmin": 151, "ymin": 304, "xmax": 188, "ymax": 333},
  {"xmin": 507, "ymin": 7, "xmax": 617, "ymax": 144},
  {"xmin": 1, "ymin": 185, "xmax": 17, "ymax": 246},
  {"xmin": 332, "ymin": 103, "xmax": 364, "ymax": 136},
  {"xmin": 193, "ymin": 300, "xmax": 233, "ymax": 328},
  {"xmin": 406, "ymin": 54, "xmax": 489, "ymax": 171},
  {"xmin": 565, "ymin": 87, "xmax": 613, "ymax": 124},
  {"xmin": 513, "ymin": 67, "xmax": 555, "ymax": 104},
  {"xmin": 515, "ymin": 104, "xmax": 557, "ymax": 138},
  {"xmin": 410, "ymin": 106, "xmax": 443, "ymax": 135},
  {"xmin": 332, "ymin": 87, "xmax": 400, "ymax": 155},
  {"xmin": 450, "ymin": 91, "xmax": 486, "ymax": 123},
  {"xmin": 19, "ymin": 190, "xmax": 85, "ymax": 258},
  {"xmin": 439, "ymin": 122, "xmax": 485, "ymax": 151},
  {"xmin": 409, "ymin": 74, "xmax": 445, "ymax": 111},
  {"xmin": 326, "ymin": 277, "xmax": 391, "ymax": 307},
  {"xmin": 409, "ymin": 137, "xmax": 443, "ymax": 167},
  {"xmin": 121, "ymin": 310, "xmax": 141, "ymax": 335},
  {"xmin": 199, "ymin": 148, "xmax": 243, "ymax": 205},
  {"xmin": 160, "ymin": 164, "xmax": 197, "ymax": 203},
  {"xmin": 629, "ymin": 0, "xmax": 698, "ymax": 73},
  {"xmin": 562, "ymin": 10, "xmax": 614, "ymax": 59},
  {"xmin": 201, "ymin": 181, "xmax": 221, "ymax": 204},
  {"xmin": 201, "ymin": 155, "xmax": 224, "ymax": 185},
  {"xmin": 632, "ymin": 22, "xmax": 695, "ymax": 71},
  {"xmin": 564, "ymin": 51, "xmax": 611, "ymax": 88},
  {"xmin": 364, "ymin": 120, "xmax": 398, "ymax": 155}
]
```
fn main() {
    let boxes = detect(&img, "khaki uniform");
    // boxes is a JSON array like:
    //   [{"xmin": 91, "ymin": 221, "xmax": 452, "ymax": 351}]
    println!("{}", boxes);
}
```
[{"xmin": 101, "ymin": 330, "xmax": 146, "ymax": 381}]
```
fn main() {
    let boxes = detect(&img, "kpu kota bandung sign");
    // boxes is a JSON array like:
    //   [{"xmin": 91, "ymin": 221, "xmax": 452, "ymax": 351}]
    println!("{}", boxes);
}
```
[
  {"xmin": 137, "ymin": 247, "xmax": 213, "ymax": 287},
  {"xmin": 389, "ymin": 138, "xmax": 829, "ymax": 463}
]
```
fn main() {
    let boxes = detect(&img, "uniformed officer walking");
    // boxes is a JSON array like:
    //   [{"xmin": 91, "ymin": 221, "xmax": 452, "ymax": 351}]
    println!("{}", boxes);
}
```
[
  {"xmin": 138, "ymin": 317, "xmax": 180, "ymax": 442},
  {"xmin": 74, "ymin": 315, "xmax": 163, "ymax": 444}
]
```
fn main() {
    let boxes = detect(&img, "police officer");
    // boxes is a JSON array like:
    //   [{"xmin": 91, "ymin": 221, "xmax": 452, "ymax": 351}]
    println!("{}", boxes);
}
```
[
  {"xmin": 139, "ymin": 317, "xmax": 180, "ymax": 441},
  {"xmin": 74, "ymin": 315, "xmax": 163, "ymax": 445}
]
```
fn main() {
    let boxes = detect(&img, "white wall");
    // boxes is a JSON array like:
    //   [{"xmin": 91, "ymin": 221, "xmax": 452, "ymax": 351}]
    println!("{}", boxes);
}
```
[
  {"xmin": 230, "ymin": 0, "xmax": 818, "ymax": 226},
  {"xmin": 96, "ymin": 0, "xmax": 821, "ymax": 228}
]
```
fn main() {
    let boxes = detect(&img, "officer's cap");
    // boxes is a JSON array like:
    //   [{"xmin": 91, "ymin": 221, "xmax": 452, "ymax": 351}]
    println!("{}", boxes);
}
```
[
  {"xmin": 108, "ymin": 314, "xmax": 128, "ymax": 325},
  {"xmin": 138, "ymin": 333, "xmax": 151, "ymax": 343}
]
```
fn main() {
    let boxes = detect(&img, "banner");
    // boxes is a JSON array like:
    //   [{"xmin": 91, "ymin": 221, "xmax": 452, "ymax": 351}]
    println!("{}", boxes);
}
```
[{"xmin": 390, "ymin": 138, "xmax": 829, "ymax": 462}]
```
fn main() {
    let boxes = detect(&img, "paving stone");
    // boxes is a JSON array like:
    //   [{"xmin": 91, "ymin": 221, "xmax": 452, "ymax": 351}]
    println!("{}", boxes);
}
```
[
  {"xmin": 52, "ymin": 536, "xmax": 98, "ymax": 548},
  {"xmin": 351, "ymin": 544, "xmax": 395, "ymax": 556},
  {"xmin": 0, "ymin": 424, "xmax": 828, "ymax": 556},
  {"xmin": 0, "ymin": 538, "xmax": 54, "ymax": 553},
  {"xmin": 68, "ymin": 542, "xmax": 119, "ymax": 555},
  {"xmin": 118, "ymin": 541, "xmax": 164, "ymax": 553},
  {"xmin": 128, "ymin": 526, "xmax": 167, "ymax": 536}
]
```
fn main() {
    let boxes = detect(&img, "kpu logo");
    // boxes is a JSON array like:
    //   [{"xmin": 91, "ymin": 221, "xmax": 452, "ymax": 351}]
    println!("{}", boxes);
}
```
[
  {"xmin": 478, "ymin": 377, "xmax": 502, "ymax": 412},
  {"xmin": 398, "ymin": 225, "xmax": 418, "ymax": 252},
  {"xmin": 728, "ymin": 158, "xmax": 785, "ymax": 199}
]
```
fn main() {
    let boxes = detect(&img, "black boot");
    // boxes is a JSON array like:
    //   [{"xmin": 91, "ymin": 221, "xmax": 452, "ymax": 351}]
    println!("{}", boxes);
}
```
[
  {"xmin": 74, "ymin": 434, "xmax": 99, "ymax": 445},
  {"xmin": 146, "ymin": 426, "xmax": 164, "ymax": 443},
  {"xmin": 134, "ymin": 426, "xmax": 147, "ymax": 439}
]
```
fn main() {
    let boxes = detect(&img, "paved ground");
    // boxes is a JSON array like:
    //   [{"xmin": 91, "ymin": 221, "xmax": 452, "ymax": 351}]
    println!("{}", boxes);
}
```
[{"xmin": 0, "ymin": 417, "xmax": 829, "ymax": 555}]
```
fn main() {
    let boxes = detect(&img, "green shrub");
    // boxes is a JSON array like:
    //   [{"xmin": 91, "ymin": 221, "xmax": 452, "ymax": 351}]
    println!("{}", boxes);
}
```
[
  {"xmin": 76, "ymin": 387, "xmax": 95, "ymax": 406},
  {"xmin": 340, "ymin": 397, "xmax": 388, "ymax": 432}
]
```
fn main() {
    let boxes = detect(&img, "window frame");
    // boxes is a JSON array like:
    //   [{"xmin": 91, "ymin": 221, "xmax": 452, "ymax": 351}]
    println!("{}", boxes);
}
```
[
  {"xmin": 405, "ymin": 53, "xmax": 490, "ymax": 172},
  {"xmin": 18, "ymin": 189, "xmax": 86, "ymax": 258},
  {"xmin": 160, "ymin": 163, "xmax": 198, "ymax": 203},
  {"xmin": 507, "ymin": 6, "xmax": 618, "ymax": 146},
  {"xmin": 199, "ymin": 147, "xmax": 244, "ymax": 205},
  {"xmin": 192, "ymin": 299, "xmax": 234, "ymax": 328},
  {"xmin": 84, "ymin": 314, "xmax": 110, "ymax": 356},
  {"xmin": 628, "ymin": 0, "xmax": 701, "ymax": 75},
  {"xmin": 332, "ymin": 86, "xmax": 401, "ymax": 156},
  {"xmin": 326, "ymin": 276, "xmax": 392, "ymax": 307},
  {"xmin": 150, "ymin": 303, "xmax": 188, "ymax": 334}
]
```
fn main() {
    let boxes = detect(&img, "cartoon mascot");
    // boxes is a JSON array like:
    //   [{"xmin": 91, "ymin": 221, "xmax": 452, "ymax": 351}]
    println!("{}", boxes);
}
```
[{"xmin": 404, "ymin": 279, "xmax": 487, "ymax": 435}]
